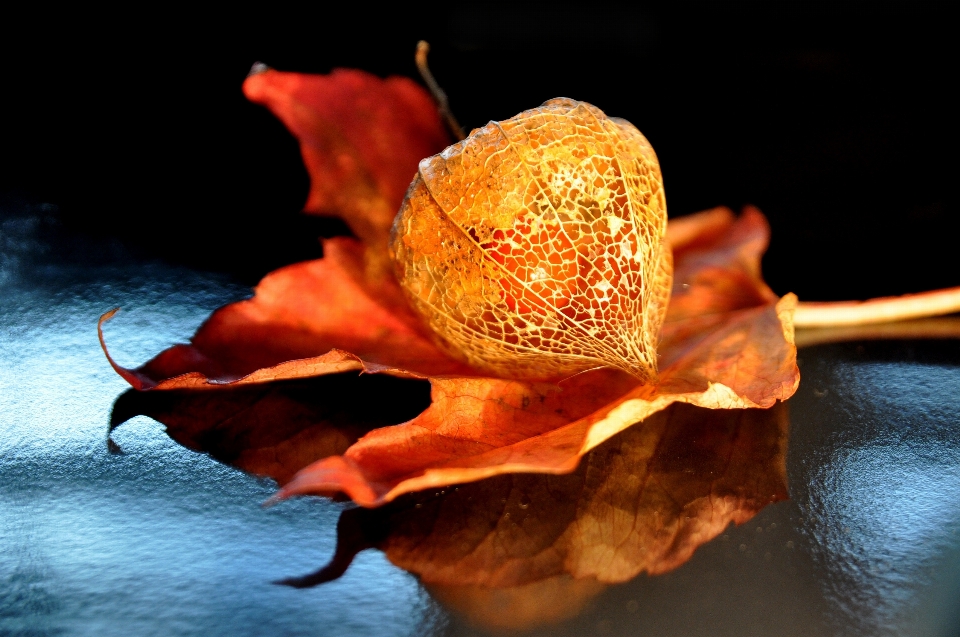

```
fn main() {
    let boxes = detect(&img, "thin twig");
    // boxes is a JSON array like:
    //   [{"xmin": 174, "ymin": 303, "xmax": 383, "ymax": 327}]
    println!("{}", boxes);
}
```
[
  {"xmin": 794, "ymin": 286, "xmax": 960, "ymax": 327},
  {"xmin": 416, "ymin": 40, "xmax": 465, "ymax": 141}
]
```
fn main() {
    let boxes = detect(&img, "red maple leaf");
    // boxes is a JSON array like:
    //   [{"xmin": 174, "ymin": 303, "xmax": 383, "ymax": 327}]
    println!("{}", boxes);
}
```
[{"xmin": 100, "ymin": 66, "xmax": 799, "ymax": 507}]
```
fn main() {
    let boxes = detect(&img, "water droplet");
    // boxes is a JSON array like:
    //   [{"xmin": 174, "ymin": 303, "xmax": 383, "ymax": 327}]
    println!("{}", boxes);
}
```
[{"xmin": 786, "ymin": 541, "xmax": 794, "ymax": 549}]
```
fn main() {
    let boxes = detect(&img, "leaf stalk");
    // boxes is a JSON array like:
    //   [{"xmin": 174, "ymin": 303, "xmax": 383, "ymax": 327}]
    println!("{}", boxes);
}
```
[
  {"xmin": 794, "ymin": 286, "xmax": 960, "ymax": 327},
  {"xmin": 415, "ymin": 40, "xmax": 466, "ymax": 141}
]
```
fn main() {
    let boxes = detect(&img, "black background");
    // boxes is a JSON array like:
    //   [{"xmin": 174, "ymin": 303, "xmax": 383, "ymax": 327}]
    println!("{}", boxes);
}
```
[{"xmin": 2, "ymin": 3, "xmax": 956, "ymax": 300}]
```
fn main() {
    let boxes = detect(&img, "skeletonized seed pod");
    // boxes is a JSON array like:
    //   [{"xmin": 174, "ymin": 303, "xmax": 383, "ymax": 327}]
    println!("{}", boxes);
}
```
[{"xmin": 390, "ymin": 98, "xmax": 671, "ymax": 382}]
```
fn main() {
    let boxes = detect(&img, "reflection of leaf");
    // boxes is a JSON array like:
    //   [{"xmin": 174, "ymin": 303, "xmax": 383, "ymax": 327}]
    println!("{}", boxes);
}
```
[
  {"xmin": 279, "ymin": 402, "xmax": 788, "ymax": 629},
  {"xmin": 367, "ymin": 403, "xmax": 788, "ymax": 584},
  {"xmin": 109, "ymin": 374, "xmax": 430, "ymax": 485},
  {"xmin": 126, "ymin": 379, "xmax": 786, "ymax": 629}
]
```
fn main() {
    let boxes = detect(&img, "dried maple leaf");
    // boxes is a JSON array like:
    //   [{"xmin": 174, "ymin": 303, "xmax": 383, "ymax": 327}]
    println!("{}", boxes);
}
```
[
  {"xmin": 243, "ymin": 66, "xmax": 451, "ymax": 272},
  {"xmin": 100, "ymin": 68, "xmax": 799, "ymax": 507}
]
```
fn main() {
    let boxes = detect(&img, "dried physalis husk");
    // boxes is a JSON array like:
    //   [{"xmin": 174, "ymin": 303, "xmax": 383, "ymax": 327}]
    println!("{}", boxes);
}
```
[{"xmin": 390, "ymin": 98, "xmax": 671, "ymax": 382}]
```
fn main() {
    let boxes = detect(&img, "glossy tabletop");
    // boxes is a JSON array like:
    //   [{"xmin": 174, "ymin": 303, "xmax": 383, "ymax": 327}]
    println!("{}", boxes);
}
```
[{"xmin": 3, "ymin": 200, "xmax": 960, "ymax": 637}]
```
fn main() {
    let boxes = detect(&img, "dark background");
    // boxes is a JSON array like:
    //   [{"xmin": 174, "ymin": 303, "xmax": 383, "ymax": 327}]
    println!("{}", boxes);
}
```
[{"xmin": 2, "ymin": 2, "xmax": 956, "ymax": 300}]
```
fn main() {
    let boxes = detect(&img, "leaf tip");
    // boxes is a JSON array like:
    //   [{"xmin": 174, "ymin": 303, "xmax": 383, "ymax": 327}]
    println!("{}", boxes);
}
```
[
  {"xmin": 247, "ymin": 61, "xmax": 271, "ymax": 78},
  {"xmin": 97, "ymin": 308, "xmax": 123, "ymax": 369},
  {"xmin": 777, "ymin": 293, "xmax": 799, "ymax": 346},
  {"xmin": 98, "ymin": 307, "xmax": 155, "ymax": 391}
]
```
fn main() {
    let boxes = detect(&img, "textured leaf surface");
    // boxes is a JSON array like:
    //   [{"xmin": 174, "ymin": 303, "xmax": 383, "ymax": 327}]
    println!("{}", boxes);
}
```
[{"xmin": 243, "ymin": 67, "xmax": 450, "ymax": 264}]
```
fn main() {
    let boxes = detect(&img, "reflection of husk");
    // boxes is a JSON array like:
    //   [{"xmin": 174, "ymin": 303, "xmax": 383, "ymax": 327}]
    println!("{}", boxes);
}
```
[{"xmin": 426, "ymin": 575, "xmax": 606, "ymax": 632}]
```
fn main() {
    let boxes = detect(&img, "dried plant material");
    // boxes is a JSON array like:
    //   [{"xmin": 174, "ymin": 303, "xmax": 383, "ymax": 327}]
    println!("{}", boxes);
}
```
[
  {"xmin": 794, "ymin": 286, "xmax": 960, "ymax": 327},
  {"xmin": 102, "ymin": 200, "xmax": 796, "ymax": 505},
  {"xmin": 413, "ymin": 40, "xmax": 464, "ymax": 141},
  {"xmin": 275, "ymin": 209, "xmax": 798, "ymax": 506},
  {"xmin": 100, "ymin": 238, "xmax": 474, "ymax": 390},
  {"xmin": 101, "ymin": 67, "xmax": 799, "ymax": 509},
  {"xmin": 379, "ymin": 403, "xmax": 788, "ymax": 583},
  {"xmin": 794, "ymin": 316, "xmax": 960, "ymax": 349},
  {"xmin": 103, "ymin": 69, "xmax": 460, "ymax": 388},
  {"xmin": 243, "ymin": 67, "xmax": 451, "ymax": 267},
  {"xmin": 391, "ymin": 98, "xmax": 670, "ymax": 382},
  {"xmin": 276, "ymin": 402, "xmax": 787, "ymax": 632},
  {"xmin": 658, "ymin": 205, "xmax": 779, "ymax": 368}
]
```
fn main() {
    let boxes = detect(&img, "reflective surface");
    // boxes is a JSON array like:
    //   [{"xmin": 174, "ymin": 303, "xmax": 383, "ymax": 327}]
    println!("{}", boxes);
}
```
[
  {"xmin": 791, "ymin": 347, "xmax": 960, "ymax": 636},
  {"xmin": 3, "ymin": 200, "xmax": 960, "ymax": 636}
]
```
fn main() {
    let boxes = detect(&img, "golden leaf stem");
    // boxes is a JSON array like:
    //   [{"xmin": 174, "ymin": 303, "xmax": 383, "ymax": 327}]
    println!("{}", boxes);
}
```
[
  {"xmin": 415, "ymin": 40, "xmax": 465, "ymax": 141},
  {"xmin": 794, "ymin": 286, "xmax": 960, "ymax": 327}
]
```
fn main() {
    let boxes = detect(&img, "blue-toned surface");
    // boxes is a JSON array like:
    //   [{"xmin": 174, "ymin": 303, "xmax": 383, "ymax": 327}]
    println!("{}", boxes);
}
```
[{"xmin": 3, "ymin": 201, "xmax": 960, "ymax": 636}]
